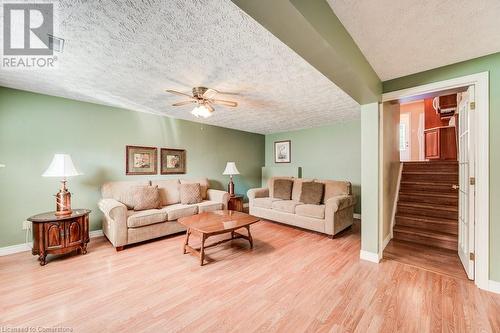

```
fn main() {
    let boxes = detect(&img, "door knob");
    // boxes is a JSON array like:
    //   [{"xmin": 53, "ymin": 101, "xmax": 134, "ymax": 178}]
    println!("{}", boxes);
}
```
[{"xmin": 452, "ymin": 184, "xmax": 459, "ymax": 190}]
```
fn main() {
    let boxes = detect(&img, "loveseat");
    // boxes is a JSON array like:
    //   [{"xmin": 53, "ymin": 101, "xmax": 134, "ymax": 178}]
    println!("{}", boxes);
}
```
[
  {"xmin": 98, "ymin": 178, "xmax": 229, "ymax": 250},
  {"xmin": 247, "ymin": 177, "xmax": 356, "ymax": 237}
]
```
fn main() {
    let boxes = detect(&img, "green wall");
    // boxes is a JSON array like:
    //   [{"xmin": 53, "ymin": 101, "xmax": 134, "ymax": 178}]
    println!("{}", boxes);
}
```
[
  {"xmin": 383, "ymin": 52, "xmax": 500, "ymax": 281},
  {"xmin": 0, "ymin": 87, "xmax": 265, "ymax": 248},
  {"xmin": 265, "ymin": 120, "xmax": 361, "ymax": 214}
]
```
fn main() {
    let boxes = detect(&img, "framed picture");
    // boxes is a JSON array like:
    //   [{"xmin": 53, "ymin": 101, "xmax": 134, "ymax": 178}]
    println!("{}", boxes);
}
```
[
  {"xmin": 160, "ymin": 148, "xmax": 186, "ymax": 174},
  {"xmin": 274, "ymin": 140, "xmax": 291, "ymax": 163},
  {"xmin": 125, "ymin": 145, "xmax": 157, "ymax": 175}
]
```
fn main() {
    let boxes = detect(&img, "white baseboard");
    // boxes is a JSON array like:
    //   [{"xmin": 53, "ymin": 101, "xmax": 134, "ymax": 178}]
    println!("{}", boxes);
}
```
[
  {"xmin": 0, "ymin": 242, "xmax": 33, "ymax": 256},
  {"xmin": 488, "ymin": 280, "xmax": 500, "ymax": 294},
  {"xmin": 0, "ymin": 229, "xmax": 104, "ymax": 256},
  {"xmin": 89, "ymin": 230, "xmax": 104, "ymax": 238},
  {"xmin": 359, "ymin": 250, "xmax": 380, "ymax": 263},
  {"xmin": 353, "ymin": 213, "xmax": 361, "ymax": 219}
]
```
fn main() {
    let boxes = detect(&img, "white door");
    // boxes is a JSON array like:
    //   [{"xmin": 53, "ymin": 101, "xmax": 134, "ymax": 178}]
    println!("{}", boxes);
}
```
[
  {"xmin": 399, "ymin": 113, "xmax": 411, "ymax": 161},
  {"xmin": 458, "ymin": 86, "xmax": 475, "ymax": 280}
]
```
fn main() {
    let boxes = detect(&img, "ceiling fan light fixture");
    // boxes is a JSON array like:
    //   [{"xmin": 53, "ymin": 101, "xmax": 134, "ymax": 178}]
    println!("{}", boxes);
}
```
[{"xmin": 191, "ymin": 105, "xmax": 212, "ymax": 118}]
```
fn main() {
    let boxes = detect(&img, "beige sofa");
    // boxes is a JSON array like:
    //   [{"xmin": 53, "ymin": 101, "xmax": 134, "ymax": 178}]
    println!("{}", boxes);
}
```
[
  {"xmin": 247, "ymin": 177, "xmax": 356, "ymax": 237},
  {"xmin": 98, "ymin": 178, "xmax": 229, "ymax": 250}
]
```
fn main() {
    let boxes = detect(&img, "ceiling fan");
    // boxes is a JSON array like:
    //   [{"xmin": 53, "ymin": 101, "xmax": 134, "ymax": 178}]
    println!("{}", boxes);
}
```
[{"xmin": 166, "ymin": 87, "xmax": 238, "ymax": 118}]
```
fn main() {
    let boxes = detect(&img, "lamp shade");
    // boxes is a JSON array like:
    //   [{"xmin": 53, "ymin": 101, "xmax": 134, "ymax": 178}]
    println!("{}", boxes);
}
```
[
  {"xmin": 223, "ymin": 162, "xmax": 240, "ymax": 175},
  {"xmin": 42, "ymin": 154, "xmax": 82, "ymax": 177}
]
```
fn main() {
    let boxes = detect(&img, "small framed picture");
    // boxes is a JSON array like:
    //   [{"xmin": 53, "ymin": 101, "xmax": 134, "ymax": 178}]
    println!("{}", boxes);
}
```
[
  {"xmin": 161, "ymin": 148, "xmax": 186, "ymax": 174},
  {"xmin": 274, "ymin": 140, "xmax": 291, "ymax": 163},
  {"xmin": 126, "ymin": 145, "xmax": 158, "ymax": 175}
]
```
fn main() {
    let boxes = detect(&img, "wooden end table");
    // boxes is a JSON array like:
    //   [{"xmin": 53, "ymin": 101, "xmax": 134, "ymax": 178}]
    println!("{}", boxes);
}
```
[
  {"xmin": 178, "ymin": 210, "xmax": 260, "ymax": 266},
  {"xmin": 228, "ymin": 195, "xmax": 244, "ymax": 212},
  {"xmin": 28, "ymin": 209, "xmax": 91, "ymax": 266}
]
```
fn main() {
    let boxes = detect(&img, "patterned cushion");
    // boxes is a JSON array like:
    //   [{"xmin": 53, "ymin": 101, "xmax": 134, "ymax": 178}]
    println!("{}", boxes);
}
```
[
  {"xmin": 273, "ymin": 179, "xmax": 293, "ymax": 200},
  {"xmin": 300, "ymin": 182, "xmax": 324, "ymax": 205},
  {"xmin": 180, "ymin": 183, "xmax": 202, "ymax": 204},
  {"xmin": 180, "ymin": 178, "xmax": 209, "ymax": 200},
  {"xmin": 101, "ymin": 180, "xmax": 150, "ymax": 209},
  {"xmin": 133, "ymin": 185, "xmax": 162, "ymax": 211}
]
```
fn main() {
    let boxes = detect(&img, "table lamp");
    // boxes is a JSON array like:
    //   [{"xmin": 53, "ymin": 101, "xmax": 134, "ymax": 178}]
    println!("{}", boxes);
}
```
[
  {"xmin": 223, "ymin": 162, "xmax": 239, "ymax": 197},
  {"xmin": 42, "ymin": 154, "xmax": 82, "ymax": 216}
]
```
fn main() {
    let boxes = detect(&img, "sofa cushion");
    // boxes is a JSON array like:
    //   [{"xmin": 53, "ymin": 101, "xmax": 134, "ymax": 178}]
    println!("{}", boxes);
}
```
[
  {"xmin": 162, "ymin": 203, "xmax": 198, "ymax": 221},
  {"xmin": 295, "ymin": 204, "xmax": 326, "ymax": 219},
  {"xmin": 180, "ymin": 183, "xmax": 202, "ymax": 204},
  {"xmin": 133, "ymin": 185, "xmax": 162, "ymax": 211},
  {"xmin": 291, "ymin": 178, "xmax": 314, "ymax": 202},
  {"xmin": 271, "ymin": 200, "xmax": 301, "ymax": 214},
  {"xmin": 268, "ymin": 176, "xmax": 294, "ymax": 198},
  {"xmin": 101, "ymin": 180, "xmax": 150, "ymax": 209},
  {"xmin": 273, "ymin": 179, "xmax": 293, "ymax": 200},
  {"xmin": 253, "ymin": 197, "xmax": 281, "ymax": 209},
  {"xmin": 180, "ymin": 178, "xmax": 209, "ymax": 200},
  {"xmin": 127, "ymin": 209, "xmax": 167, "ymax": 228},
  {"xmin": 315, "ymin": 180, "xmax": 352, "ymax": 202},
  {"xmin": 197, "ymin": 200, "xmax": 223, "ymax": 213},
  {"xmin": 151, "ymin": 179, "xmax": 180, "ymax": 206},
  {"xmin": 300, "ymin": 182, "xmax": 324, "ymax": 205}
]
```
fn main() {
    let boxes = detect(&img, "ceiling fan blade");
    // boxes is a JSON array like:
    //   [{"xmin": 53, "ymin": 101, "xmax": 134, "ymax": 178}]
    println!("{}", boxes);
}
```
[
  {"xmin": 172, "ymin": 100, "xmax": 196, "ymax": 106},
  {"xmin": 202, "ymin": 88, "xmax": 218, "ymax": 99},
  {"xmin": 210, "ymin": 99, "xmax": 238, "ymax": 107},
  {"xmin": 166, "ymin": 89, "xmax": 194, "ymax": 99},
  {"xmin": 205, "ymin": 103, "xmax": 215, "ymax": 113}
]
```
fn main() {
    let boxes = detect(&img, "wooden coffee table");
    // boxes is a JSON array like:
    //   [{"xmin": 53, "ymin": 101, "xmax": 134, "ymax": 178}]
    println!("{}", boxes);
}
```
[{"xmin": 178, "ymin": 210, "xmax": 260, "ymax": 266}]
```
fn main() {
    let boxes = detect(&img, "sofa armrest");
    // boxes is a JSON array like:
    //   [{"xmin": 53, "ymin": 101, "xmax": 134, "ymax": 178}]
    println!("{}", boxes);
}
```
[
  {"xmin": 325, "ymin": 195, "xmax": 356, "ymax": 212},
  {"xmin": 324, "ymin": 195, "xmax": 357, "ymax": 236},
  {"xmin": 247, "ymin": 188, "xmax": 269, "ymax": 200},
  {"xmin": 98, "ymin": 198, "xmax": 128, "ymax": 247},
  {"xmin": 207, "ymin": 189, "xmax": 230, "ymax": 209}
]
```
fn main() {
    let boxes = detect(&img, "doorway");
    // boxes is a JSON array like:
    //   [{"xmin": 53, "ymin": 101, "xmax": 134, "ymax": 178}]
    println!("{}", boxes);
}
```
[{"xmin": 379, "ymin": 72, "xmax": 490, "ymax": 290}]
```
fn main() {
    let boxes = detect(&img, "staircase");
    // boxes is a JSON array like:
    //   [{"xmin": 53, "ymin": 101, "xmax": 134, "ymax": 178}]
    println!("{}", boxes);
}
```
[{"xmin": 393, "ymin": 161, "xmax": 459, "ymax": 251}]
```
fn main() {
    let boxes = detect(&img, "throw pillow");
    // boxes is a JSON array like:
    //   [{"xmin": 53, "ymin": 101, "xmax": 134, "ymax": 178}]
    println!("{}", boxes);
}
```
[
  {"xmin": 133, "ymin": 185, "xmax": 161, "ymax": 211},
  {"xmin": 180, "ymin": 183, "xmax": 202, "ymax": 204},
  {"xmin": 300, "ymin": 182, "xmax": 324, "ymax": 205},
  {"xmin": 180, "ymin": 178, "xmax": 209, "ymax": 199},
  {"xmin": 273, "ymin": 179, "xmax": 293, "ymax": 200}
]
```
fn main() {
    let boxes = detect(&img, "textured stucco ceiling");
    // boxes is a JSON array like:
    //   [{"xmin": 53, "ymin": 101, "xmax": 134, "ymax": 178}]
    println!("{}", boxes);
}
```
[
  {"xmin": 328, "ymin": 0, "xmax": 500, "ymax": 81},
  {"xmin": 0, "ymin": 0, "xmax": 360, "ymax": 134}
]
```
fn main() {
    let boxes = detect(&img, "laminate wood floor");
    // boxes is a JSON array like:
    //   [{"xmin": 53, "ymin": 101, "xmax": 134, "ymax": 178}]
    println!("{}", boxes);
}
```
[
  {"xmin": 1, "ymin": 220, "xmax": 499, "ymax": 333},
  {"xmin": 383, "ymin": 239, "xmax": 468, "ymax": 280}
]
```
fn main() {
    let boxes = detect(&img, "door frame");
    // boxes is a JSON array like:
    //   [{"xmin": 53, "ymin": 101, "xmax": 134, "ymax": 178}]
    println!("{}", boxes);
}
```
[{"xmin": 381, "ymin": 71, "xmax": 489, "ymax": 291}]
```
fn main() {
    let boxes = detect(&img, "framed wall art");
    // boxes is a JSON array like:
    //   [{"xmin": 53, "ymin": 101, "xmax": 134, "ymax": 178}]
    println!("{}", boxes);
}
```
[
  {"xmin": 274, "ymin": 140, "xmax": 291, "ymax": 163},
  {"xmin": 160, "ymin": 148, "xmax": 186, "ymax": 174},
  {"xmin": 125, "ymin": 145, "xmax": 158, "ymax": 175}
]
